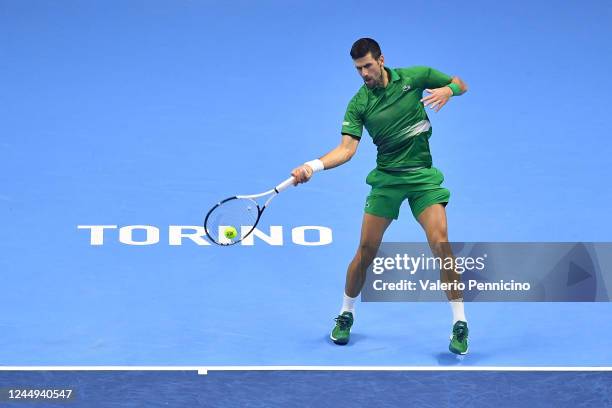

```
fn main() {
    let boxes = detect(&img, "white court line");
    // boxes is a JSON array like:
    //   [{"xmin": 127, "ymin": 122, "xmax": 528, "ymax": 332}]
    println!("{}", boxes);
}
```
[{"xmin": 1, "ymin": 366, "xmax": 612, "ymax": 376}]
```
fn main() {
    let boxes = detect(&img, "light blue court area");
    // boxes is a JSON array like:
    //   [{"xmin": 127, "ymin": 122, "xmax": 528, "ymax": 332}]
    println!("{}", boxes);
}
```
[{"xmin": 2, "ymin": 1, "xmax": 612, "ymax": 367}]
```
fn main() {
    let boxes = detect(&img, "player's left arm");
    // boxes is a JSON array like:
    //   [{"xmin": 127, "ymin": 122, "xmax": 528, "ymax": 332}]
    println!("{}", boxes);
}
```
[{"xmin": 421, "ymin": 75, "xmax": 468, "ymax": 112}]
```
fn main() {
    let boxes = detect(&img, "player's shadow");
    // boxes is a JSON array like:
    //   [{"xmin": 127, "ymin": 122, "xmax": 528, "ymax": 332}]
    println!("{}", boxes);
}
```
[{"xmin": 434, "ymin": 351, "xmax": 487, "ymax": 365}]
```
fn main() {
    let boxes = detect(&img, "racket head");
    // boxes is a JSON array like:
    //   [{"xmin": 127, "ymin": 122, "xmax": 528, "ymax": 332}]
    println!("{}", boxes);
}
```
[{"xmin": 204, "ymin": 196, "xmax": 262, "ymax": 246}]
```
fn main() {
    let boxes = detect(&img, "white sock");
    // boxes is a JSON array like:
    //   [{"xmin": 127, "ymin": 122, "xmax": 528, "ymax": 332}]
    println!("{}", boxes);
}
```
[
  {"xmin": 340, "ymin": 293, "xmax": 358, "ymax": 315},
  {"xmin": 450, "ymin": 298, "xmax": 466, "ymax": 324}
]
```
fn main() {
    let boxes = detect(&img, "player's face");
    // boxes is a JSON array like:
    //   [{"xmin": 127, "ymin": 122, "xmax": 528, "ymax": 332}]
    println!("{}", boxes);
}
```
[{"xmin": 353, "ymin": 53, "xmax": 385, "ymax": 89}]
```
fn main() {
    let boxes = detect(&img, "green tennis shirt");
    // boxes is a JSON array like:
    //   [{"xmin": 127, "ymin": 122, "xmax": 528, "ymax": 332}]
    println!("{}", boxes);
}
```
[{"xmin": 341, "ymin": 66, "xmax": 452, "ymax": 171}]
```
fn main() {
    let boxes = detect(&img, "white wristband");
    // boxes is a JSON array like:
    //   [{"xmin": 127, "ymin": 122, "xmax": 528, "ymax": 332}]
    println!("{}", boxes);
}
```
[{"xmin": 304, "ymin": 159, "xmax": 324, "ymax": 173}]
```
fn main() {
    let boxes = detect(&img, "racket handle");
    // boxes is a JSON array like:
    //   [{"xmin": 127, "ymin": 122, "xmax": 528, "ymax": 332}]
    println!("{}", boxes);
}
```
[{"xmin": 274, "ymin": 176, "xmax": 295, "ymax": 193}]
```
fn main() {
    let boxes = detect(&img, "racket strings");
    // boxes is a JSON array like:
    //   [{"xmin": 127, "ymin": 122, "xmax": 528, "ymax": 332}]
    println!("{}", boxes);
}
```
[{"xmin": 205, "ymin": 198, "xmax": 259, "ymax": 244}]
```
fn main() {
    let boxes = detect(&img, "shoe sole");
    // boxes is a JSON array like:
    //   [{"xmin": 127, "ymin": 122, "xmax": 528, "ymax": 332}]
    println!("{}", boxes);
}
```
[
  {"xmin": 330, "ymin": 334, "xmax": 349, "ymax": 345},
  {"xmin": 449, "ymin": 345, "xmax": 469, "ymax": 355}
]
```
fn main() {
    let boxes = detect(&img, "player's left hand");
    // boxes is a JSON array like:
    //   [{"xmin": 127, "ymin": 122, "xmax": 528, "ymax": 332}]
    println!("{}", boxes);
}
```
[{"xmin": 420, "ymin": 87, "xmax": 453, "ymax": 112}]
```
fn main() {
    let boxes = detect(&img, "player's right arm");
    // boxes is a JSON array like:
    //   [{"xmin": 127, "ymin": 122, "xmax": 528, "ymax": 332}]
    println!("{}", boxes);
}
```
[
  {"xmin": 291, "ymin": 90, "xmax": 365, "ymax": 184},
  {"xmin": 291, "ymin": 135, "xmax": 359, "ymax": 184},
  {"xmin": 320, "ymin": 134, "xmax": 360, "ymax": 169}
]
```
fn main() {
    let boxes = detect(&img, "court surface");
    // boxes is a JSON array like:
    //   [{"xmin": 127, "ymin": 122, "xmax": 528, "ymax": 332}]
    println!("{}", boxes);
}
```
[
  {"xmin": 2, "ymin": 1, "xmax": 612, "ymax": 369},
  {"xmin": 1, "ymin": 370, "xmax": 611, "ymax": 407}
]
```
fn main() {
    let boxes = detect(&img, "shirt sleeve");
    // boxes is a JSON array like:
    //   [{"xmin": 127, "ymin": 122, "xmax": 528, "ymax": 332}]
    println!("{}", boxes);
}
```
[
  {"xmin": 409, "ymin": 66, "xmax": 452, "ymax": 89},
  {"xmin": 341, "ymin": 93, "xmax": 364, "ymax": 139}
]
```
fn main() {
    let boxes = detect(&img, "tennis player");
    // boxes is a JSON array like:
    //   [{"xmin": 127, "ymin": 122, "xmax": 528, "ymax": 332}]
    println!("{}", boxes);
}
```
[{"xmin": 290, "ymin": 38, "xmax": 469, "ymax": 354}]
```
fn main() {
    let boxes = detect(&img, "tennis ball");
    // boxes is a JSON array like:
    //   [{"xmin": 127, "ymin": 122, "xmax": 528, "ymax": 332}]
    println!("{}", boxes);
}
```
[{"xmin": 224, "ymin": 226, "xmax": 238, "ymax": 239}]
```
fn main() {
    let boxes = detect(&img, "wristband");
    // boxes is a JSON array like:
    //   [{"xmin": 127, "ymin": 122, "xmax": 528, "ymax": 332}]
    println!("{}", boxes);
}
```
[
  {"xmin": 447, "ymin": 83, "xmax": 462, "ymax": 96},
  {"xmin": 304, "ymin": 159, "xmax": 324, "ymax": 173}
]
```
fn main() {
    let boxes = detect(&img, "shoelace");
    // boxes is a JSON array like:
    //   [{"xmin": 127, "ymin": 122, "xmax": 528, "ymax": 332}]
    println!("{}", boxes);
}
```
[
  {"xmin": 334, "ymin": 315, "xmax": 351, "ymax": 330},
  {"xmin": 453, "ymin": 325, "xmax": 467, "ymax": 342}
]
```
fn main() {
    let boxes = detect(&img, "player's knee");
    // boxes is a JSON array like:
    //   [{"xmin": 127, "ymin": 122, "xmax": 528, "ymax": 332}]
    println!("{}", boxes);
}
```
[
  {"xmin": 358, "ymin": 241, "xmax": 379, "ymax": 261},
  {"xmin": 428, "ymin": 228, "xmax": 448, "ymax": 245}
]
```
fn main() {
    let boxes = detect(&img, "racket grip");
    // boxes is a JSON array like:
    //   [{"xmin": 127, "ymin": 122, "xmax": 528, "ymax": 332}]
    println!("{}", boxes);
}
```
[{"xmin": 275, "ymin": 176, "xmax": 296, "ymax": 193}]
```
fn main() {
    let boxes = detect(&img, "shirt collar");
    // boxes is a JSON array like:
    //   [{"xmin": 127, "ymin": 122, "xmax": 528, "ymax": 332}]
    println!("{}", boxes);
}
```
[{"xmin": 387, "ymin": 67, "xmax": 400, "ymax": 82}]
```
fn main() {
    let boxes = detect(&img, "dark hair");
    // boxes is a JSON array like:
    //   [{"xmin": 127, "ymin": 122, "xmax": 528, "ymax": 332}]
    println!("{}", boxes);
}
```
[{"xmin": 350, "ymin": 38, "xmax": 381, "ymax": 60}]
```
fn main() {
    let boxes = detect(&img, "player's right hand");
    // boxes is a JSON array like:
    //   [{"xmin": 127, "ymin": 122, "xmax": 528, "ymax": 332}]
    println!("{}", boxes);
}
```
[{"xmin": 291, "ymin": 164, "xmax": 314, "ymax": 185}]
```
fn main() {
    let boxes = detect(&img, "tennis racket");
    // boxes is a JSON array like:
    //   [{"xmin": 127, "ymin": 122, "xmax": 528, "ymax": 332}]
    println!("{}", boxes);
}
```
[{"xmin": 204, "ymin": 176, "xmax": 296, "ymax": 246}]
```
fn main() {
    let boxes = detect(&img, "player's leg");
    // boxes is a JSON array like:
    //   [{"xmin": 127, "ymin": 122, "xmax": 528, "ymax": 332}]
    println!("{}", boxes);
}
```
[
  {"xmin": 417, "ymin": 203, "xmax": 463, "ymax": 301},
  {"xmin": 417, "ymin": 203, "xmax": 469, "ymax": 355},
  {"xmin": 331, "ymin": 213, "xmax": 392, "ymax": 345},
  {"xmin": 408, "ymin": 167, "xmax": 468, "ymax": 354},
  {"xmin": 331, "ymin": 185, "xmax": 398, "ymax": 345},
  {"xmin": 345, "ymin": 212, "xmax": 393, "ymax": 297}
]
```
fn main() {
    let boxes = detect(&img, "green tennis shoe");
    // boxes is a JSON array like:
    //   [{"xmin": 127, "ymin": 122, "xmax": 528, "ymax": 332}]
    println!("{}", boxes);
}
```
[
  {"xmin": 449, "ymin": 320, "xmax": 469, "ymax": 355},
  {"xmin": 330, "ymin": 312, "xmax": 353, "ymax": 345}
]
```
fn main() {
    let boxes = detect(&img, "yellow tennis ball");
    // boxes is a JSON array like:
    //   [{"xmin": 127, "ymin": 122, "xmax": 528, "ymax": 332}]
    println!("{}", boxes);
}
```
[{"xmin": 224, "ymin": 226, "xmax": 238, "ymax": 239}]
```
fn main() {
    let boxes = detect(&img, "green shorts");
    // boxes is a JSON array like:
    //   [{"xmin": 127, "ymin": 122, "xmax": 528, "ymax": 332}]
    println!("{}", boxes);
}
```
[{"xmin": 364, "ymin": 166, "xmax": 450, "ymax": 220}]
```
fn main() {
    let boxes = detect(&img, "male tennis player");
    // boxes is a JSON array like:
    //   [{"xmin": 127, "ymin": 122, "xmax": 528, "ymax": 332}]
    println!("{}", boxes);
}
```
[{"xmin": 290, "ymin": 38, "xmax": 469, "ymax": 354}]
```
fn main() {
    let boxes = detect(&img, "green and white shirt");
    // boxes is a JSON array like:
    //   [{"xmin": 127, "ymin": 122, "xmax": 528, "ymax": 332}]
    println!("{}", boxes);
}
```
[{"xmin": 341, "ymin": 66, "xmax": 452, "ymax": 171}]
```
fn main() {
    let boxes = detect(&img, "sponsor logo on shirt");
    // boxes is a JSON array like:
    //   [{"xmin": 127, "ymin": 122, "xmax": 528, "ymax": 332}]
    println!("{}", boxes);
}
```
[
  {"xmin": 402, "ymin": 85, "xmax": 411, "ymax": 92},
  {"xmin": 342, "ymin": 121, "xmax": 350, "ymax": 126}
]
